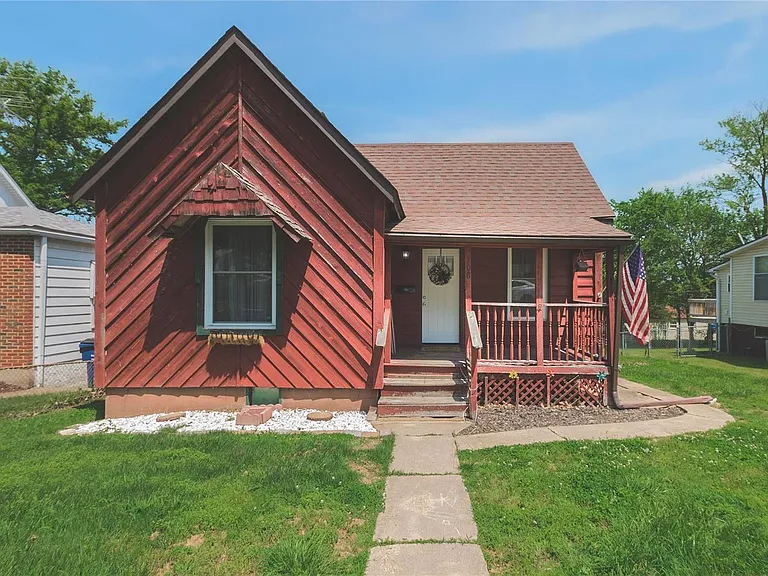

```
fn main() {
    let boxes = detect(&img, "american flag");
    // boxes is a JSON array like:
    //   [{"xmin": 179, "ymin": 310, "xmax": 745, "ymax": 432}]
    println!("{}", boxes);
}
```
[{"xmin": 621, "ymin": 246, "xmax": 650, "ymax": 345}]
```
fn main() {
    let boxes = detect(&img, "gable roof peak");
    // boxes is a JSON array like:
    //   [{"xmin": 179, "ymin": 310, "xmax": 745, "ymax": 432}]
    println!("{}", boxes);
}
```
[{"xmin": 69, "ymin": 26, "xmax": 403, "ymax": 218}]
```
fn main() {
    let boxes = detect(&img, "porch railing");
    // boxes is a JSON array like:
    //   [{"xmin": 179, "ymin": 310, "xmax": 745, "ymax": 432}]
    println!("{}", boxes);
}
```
[{"xmin": 472, "ymin": 302, "xmax": 608, "ymax": 364}]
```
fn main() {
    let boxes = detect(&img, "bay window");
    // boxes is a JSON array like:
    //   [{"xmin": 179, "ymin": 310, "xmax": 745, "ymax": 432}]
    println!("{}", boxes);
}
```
[{"xmin": 204, "ymin": 219, "xmax": 276, "ymax": 329}]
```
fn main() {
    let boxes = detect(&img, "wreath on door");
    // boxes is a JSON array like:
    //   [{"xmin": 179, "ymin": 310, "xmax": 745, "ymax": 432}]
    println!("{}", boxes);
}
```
[{"xmin": 428, "ymin": 255, "xmax": 453, "ymax": 286}]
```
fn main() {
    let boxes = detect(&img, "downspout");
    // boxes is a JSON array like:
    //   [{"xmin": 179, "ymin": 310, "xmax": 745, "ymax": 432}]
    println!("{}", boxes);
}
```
[{"xmin": 608, "ymin": 245, "xmax": 713, "ymax": 409}]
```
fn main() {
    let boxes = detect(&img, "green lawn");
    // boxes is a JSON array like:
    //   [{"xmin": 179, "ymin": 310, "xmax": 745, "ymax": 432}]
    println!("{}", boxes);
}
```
[
  {"xmin": 0, "ymin": 393, "xmax": 392, "ymax": 576},
  {"xmin": 460, "ymin": 350, "xmax": 768, "ymax": 575}
]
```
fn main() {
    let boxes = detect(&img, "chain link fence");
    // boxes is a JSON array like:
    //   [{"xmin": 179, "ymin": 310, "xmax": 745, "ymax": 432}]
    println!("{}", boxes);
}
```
[
  {"xmin": 620, "ymin": 321, "xmax": 717, "ymax": 357},
  {"xmin": 0, "ymin": 360, "xmax": 93, "ymax": 393}
]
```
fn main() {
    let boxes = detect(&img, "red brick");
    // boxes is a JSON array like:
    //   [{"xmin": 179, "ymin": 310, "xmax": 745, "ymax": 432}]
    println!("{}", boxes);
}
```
[
  {"xmin": 234, "ymin": 403, "xmax": 281, "ymax": 426},
  {"xmin": 0, "ymin": 237, "xmax": 34, "ymax": 368}
]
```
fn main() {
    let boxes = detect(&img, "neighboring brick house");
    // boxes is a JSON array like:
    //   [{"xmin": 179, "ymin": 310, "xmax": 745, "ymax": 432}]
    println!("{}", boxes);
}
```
[
  {"xmin": 710, "ymin": 235, "xmax": 768, "ymax": 360},
  {"xmin": 0, "ymin": 164, "xmax": 95, "ymax": 385}
]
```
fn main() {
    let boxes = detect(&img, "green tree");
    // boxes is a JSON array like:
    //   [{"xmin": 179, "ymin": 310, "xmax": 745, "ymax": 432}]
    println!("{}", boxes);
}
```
[
  {"xmin": 701, "ymin": 102, "xmax": 768, "ymax": 240},
  {"xmin": 612, "ymin": 187, "xmax": 739, "ymax": 333},
  {"xmin": 0, "ymin": 59, "xmax": 127, "ymax": 216}
]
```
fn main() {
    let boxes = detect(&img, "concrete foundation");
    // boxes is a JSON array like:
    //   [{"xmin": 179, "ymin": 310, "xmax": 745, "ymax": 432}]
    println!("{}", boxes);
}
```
[
  {"xmin": 103, "ymin": 387, "xmax": 378, "ymax": 418},
  {"xmin": 279, "ymin": 388, "xmax": 378, "ymax": 411},
  {"xmin": 104, "ymin": 388, "xmax": 247, "ymax": 418}
]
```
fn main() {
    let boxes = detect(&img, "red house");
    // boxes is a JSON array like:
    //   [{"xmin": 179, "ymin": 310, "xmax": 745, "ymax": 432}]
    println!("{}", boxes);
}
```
[{"xmin": 71, "ymin": 28, "xmax": 633, "ymax": 418}]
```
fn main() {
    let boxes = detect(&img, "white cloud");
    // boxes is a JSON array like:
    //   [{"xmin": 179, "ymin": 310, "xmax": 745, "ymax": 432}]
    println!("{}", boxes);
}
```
[
  {"xmin": 368, "ymin": 81, "xmax": 714, "ymax": 159},
  {"xmin": 477, "ymin": 2, "xmax": 768, "ymax": 53},
  {"xmin": 354, "ymin": 2, "xmax": 768, "ymax": 55},
  {"xmin": 647, "ymin": 163, "xmax": 732, "ymax": 190}
]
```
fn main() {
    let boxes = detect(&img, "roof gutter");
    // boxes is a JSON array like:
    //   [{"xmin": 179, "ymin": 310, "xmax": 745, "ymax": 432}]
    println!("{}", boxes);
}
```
[
  {"xmin": 0, "ymin": 227, "xmax": 95, "ymax": 243},
  {"xmin": 385, "ymin": 232, "xmax": 634, "ymax": 247}
]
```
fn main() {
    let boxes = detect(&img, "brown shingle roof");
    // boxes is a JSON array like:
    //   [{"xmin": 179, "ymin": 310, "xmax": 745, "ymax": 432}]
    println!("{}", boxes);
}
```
[{"xmin": 356, "ymin": 142, "xmax": 630, "ymax": 240}]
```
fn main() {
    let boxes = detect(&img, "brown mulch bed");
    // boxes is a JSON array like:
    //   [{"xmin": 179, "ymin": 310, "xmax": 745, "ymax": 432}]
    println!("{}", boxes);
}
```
[{"xmin": 457, "ymin": 404, "xmax": 686, "ymax": 435}]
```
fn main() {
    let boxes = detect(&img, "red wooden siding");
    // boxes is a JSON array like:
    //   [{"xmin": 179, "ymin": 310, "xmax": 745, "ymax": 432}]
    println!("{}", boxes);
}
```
[
  {"xmin": 472, "ymin": 248, "xmax": 507, "ymax": 302},
  {"xmin": 548, "ymin": 249, "xmax": 573, "ymax": 303},
  {"xmin": 573, "ymin": 251, "xmax": 598, "ymax": 301},
  {"xmin": 98, "ymin": 51, "xmax": 382, "ymax": 390},
  {"xmin": 390, "ymin": 246, "xmax": 421, "ymax": 348}
]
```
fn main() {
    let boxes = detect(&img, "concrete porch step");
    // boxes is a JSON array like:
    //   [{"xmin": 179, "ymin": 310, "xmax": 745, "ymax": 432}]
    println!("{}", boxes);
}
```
[{"xmin": 378, "ymin": 395, "xmax": 468, "ymax": 418}]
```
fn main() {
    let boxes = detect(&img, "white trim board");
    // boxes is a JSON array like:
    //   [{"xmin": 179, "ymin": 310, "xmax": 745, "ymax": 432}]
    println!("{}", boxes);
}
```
[{"xmin": 203, "ymin": 218, "xmax": 277, "ymax": 330}]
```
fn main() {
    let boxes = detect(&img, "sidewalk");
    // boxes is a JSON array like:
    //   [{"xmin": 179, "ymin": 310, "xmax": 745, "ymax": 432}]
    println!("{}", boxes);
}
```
[
  {"xmin": 455, "ymin": 378, "xmax": 734, "ymax": 450},
  {"xmin": 366, "ymin": 426, "xmax": 489, "ymax": 576}
]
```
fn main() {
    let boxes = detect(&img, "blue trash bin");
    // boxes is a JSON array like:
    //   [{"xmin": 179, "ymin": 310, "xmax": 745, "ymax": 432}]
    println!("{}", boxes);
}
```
[{"xmin": 79, "ymin": 339, "xmax": 95, "ymax": 388}]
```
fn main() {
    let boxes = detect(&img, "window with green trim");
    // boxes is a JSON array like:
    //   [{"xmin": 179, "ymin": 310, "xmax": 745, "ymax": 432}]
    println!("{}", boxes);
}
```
[{"xmin": 204, "ymin": 218, "xmax": 277, "ymax": 330}]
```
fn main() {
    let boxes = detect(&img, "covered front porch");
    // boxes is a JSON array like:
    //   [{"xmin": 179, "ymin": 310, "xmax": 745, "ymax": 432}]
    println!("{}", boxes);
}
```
[{"xmin": 377, "ymin": 240, "xmax": 629, "ymax": 416}]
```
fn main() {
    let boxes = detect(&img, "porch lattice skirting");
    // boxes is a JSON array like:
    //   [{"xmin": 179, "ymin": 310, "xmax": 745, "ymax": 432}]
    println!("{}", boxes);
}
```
[{"xmin": 481, "ymin": 374, "xmax": 606, "ymax": 407}]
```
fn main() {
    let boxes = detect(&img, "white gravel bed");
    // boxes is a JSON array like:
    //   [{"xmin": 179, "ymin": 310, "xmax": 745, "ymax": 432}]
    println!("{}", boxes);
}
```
[
  {"xmin": 63, "ymin": 409, "xmax": 374, "ymax": 435},
  {"xmin": 256, "ymin": 409, "xmax": 375, "ymax": 433},
  {"xmin": 67, "ymin": 410, "xmax": 257, "ymax": 435}
]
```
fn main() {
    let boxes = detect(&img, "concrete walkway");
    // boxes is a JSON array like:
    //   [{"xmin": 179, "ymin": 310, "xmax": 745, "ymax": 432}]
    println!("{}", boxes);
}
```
[
  {"xmin": 366, "ymin": 425, "xmax": 489, "ymax": 576},
  {"xmin": 455, "ymin": 379, "xmax": 734, "ymax": 451},
  {"xmin": 366, "ymin": 379, "xmax": 733, "ymax": 573}
]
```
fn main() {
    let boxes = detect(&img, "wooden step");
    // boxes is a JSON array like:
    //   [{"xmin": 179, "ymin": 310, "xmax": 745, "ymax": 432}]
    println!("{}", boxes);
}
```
[
  {"xmin": 384, "ymin": 358, "xmax": 466, "ymax": 376},
  {"xmin": 383, "ymin": 374, "xmax": 465, "ymax": 387},
  {"xmin": 381, "ymin": 386, "xmax": 467, "ymax": 397},
  {"xmin": 377, "ymin": 395, "xmax": 468, "ymax": 418},
  {"xmin": 382, "ymin": 374, "xmax": 467, "ymax": 397}
]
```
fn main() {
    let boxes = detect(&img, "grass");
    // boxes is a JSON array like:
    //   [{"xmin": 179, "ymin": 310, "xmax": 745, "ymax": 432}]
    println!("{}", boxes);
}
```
[
  {"xmin": 0, "ymin": 392, "xmax": 393, "ymax": 576},
  {"xmin": 0, "ymin": 388, "xmax": 101, "ymax": 418},
  {"xmin": 459, "ymin": 349, "xmax": 768, "ymax": 575}
]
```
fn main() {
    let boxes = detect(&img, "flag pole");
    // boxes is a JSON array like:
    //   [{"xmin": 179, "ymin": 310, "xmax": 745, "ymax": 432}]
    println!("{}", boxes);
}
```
[
  {"xmin": 609, "ymin": 243, "xmax": 713, "ymax": 409},
  {"xmin": 608, "ymin": 245, "xmax": 626, "ymax": 408}
]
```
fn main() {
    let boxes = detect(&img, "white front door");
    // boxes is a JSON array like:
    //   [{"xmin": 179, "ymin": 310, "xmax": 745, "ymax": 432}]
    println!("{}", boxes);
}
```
[{"xmin": 422, "ymin": 248, "xmax": 460, "ymax": 344}]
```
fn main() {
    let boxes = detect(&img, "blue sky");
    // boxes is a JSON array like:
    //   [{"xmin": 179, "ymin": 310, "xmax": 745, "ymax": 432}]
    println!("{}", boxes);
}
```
[{"xmin": 2, "ymin": 1, "xmax": 767, "ymax": 202}]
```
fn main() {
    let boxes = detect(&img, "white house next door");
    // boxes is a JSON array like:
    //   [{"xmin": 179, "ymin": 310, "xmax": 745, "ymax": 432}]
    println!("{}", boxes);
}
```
[{"xmin": 422, "ymin": 248, "xmax": 460, "ymax": 344}]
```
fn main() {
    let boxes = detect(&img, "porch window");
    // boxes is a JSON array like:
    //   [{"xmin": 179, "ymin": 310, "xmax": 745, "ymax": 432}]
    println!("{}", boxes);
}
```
[
  {"xmin": 755, "ymin": 255, "xmax": 768, "ymax": 301},
  {"xmin": 204, "ymin": 219, "xmax": 276, "ymax": 329},
  {"xmin": 507, "ymin": 248, "xmax": 548, "ymax": 318}
]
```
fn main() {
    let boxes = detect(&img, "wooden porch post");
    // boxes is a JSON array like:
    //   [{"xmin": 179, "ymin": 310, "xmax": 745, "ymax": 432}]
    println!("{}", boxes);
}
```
[
  {"xmin": 594, "ymin": 251, "xmax": 604, "ymax": 301},
  {"xmin": 607, "ymin": 246, "xmax": 625, "ymax": 407},
  {"xmin": 605, "ymin": 247, "xmax": 615, "ymax": 405},
  {"xmin": 535, "ymin": 248, "xmax": 544, "ymax": 365},
  {"xmin": 463, "ymin": 247, "xmax": 473, "ymax": 356},
  {"xmin": 384, "ymin": 241, "xmax": 393, "ymax": 364},
  {"xmin": 463, "ymin": 247, "xmax": 479, "ymax": 418}
]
